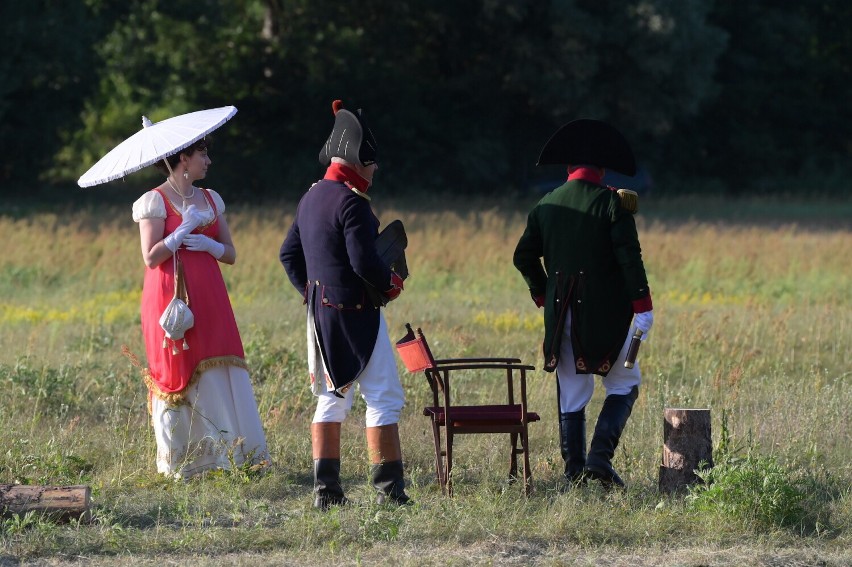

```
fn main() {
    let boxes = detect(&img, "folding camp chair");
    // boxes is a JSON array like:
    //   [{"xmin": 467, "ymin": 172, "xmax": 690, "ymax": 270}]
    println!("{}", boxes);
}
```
[{"xmin": 396, "ymin": 324, "xmax": 539, "ymax": 496}]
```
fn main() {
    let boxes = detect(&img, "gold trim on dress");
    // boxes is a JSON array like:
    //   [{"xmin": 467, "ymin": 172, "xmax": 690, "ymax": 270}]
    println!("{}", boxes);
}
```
[{"xmin": 144, "ymin": 355, "xmax": 250, "ymax": 410}]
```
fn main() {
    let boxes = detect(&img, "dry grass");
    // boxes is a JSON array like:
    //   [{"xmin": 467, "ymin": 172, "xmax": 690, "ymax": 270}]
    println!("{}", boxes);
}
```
[{"xmin": 1, "ymin": 195, "xmax": 850, "ymax": 565}]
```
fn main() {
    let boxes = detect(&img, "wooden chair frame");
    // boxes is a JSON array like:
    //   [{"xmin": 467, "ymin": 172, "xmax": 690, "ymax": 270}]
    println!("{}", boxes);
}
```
[{"xmin": 396, "ymin": 324, "xmax": 539, "ymax": 496}]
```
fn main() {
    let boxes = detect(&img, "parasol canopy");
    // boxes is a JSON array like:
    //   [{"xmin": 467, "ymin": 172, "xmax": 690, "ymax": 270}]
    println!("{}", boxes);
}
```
[{"xmin": 77, "ymin": 106, "xmax": 237, "ymax": 188}]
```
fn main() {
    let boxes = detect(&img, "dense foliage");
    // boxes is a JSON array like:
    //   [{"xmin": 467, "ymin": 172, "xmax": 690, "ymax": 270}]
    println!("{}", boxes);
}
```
[{"xmin": 2, "ymin": 0, "xmax": 851, "ymax": 199}]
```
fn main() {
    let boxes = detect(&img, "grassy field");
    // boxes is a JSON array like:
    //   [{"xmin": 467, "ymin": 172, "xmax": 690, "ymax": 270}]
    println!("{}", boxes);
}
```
[{"xmin": 1, "ymin": 194, "xmax": 850, "ymax": 566}]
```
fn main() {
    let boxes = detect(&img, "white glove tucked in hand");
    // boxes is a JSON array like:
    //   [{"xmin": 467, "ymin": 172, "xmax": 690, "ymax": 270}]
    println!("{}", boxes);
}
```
[
  {"xmin": 163, "ymin": 204, "xmax": 202, "ymax": 253},
  {"xmin": 184, "ymin": 233, "xmax": 225, "ymax": 259},
  {"xmin": 633, "ymin": 310, "xmax": 654, "ymax": 340}
]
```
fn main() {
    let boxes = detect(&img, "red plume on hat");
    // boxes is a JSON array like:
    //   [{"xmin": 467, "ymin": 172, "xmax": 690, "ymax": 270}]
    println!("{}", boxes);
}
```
[{"xmin": 332, "ymin": 99, "xmax": 343, "ymax": 114}]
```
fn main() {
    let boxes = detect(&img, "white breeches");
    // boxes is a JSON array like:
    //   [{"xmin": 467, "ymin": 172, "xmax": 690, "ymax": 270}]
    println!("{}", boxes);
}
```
[
  {"xmin": 556, "ymin": 312, "xmax": 642, "ymax": 413},
  {"xmin": 313, "ymin": 313, "xmax": 405, "ymax": 427}
]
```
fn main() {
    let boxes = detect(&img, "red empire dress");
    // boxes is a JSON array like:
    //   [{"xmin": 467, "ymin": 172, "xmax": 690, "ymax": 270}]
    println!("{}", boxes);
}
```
[{"xmin": 134, "ymin": 188, "xmax": 269, "ymax": 477}]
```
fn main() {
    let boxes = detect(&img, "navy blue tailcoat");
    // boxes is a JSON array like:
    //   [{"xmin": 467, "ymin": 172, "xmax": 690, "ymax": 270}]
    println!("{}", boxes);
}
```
[{"xmin": 279, "ymin": 178, "xmax": 392, "ymax": 393}]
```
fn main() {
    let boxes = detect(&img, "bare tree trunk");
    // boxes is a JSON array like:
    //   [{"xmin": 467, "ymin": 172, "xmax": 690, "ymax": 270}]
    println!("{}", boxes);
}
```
[
  {"xmin": 0, "ymin": 484, "xmax": 91, "ymax": 522},
  {"xmin": 659, "ymin": 408, "xmax": 713, "ymax": 494}
]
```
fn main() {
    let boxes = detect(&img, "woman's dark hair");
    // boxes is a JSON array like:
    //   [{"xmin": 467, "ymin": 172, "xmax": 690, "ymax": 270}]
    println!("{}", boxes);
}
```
[{"xmin": 153, "ymin": 137, "xmax": 210, "ymax": 176}]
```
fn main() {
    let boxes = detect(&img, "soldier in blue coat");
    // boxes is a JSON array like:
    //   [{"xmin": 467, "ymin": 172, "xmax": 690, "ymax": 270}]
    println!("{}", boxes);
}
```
[
  {"xmin": 513, "ymin": 119, "xmax": 655, "ymax": 489},
  {"xmin": 280, "ymin": 100, "xmax": 409, "ymax": 509}
]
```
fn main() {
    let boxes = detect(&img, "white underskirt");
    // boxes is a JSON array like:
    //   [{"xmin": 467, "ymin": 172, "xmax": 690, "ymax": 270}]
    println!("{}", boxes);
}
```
[{"xmin": 151, "ymin": 364, "xmax": 269, "ymax": 478}]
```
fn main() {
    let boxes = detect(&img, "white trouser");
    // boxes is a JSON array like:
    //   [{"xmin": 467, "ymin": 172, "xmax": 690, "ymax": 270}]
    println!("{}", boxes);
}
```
[
  {"xmin": 313, "ymin": 313, "xmax": 406, "ymax": 427},
  {"xmin": 556, "ymin": 312, "xmax": 641, "ymax": 413}
]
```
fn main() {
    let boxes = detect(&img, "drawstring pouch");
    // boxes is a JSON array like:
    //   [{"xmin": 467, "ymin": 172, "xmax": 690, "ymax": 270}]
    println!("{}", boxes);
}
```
[{"xmin": 159, "ymin": 250, "xmax": 194, "ymax": 354}]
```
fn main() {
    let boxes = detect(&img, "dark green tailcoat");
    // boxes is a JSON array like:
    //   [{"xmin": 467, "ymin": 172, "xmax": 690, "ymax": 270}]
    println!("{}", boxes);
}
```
[{"xmin": 513, "ymin": 180, "xmax": 650, "ymax": 375}]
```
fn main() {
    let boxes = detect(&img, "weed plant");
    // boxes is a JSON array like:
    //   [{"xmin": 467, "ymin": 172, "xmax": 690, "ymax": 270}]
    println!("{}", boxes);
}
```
[{"xmin": 0, "ymin": 195, "xmax": 850, "ymax": 565}]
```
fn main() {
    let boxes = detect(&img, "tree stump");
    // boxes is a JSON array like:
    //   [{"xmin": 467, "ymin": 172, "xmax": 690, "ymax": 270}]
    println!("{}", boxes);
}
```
[
  {"xmin": 659, "ymin": 408, "xmax": 713, "ymax": 494},
  {"xmin": 0, "ymin": 484, "xmax": 91, "ymax": 522}
]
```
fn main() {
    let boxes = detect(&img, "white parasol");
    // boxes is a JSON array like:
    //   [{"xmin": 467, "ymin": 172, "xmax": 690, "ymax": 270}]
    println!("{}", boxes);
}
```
[{"xmin": 77, "ymin": 106, "xmax": 238, "ymax": 188}]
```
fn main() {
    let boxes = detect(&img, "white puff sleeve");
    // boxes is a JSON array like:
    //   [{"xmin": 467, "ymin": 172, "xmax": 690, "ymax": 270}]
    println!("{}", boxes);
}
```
[
  {"xmin": 131, "ymin": 191, "xmax": 167, "ymax": 222},
  {"xmin": 206, "ymin": 189, "xmax": 226, "ymax": 214}
]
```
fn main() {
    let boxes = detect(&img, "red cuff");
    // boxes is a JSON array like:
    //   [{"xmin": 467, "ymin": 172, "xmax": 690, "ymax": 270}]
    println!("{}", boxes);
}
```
[
  {"xmin": 632, "ymin": 293, "xmax": 653, "ymax": 313},
  {"xmin": 383, "ymin": 272, "xmax": 404, "ymax": 301}
]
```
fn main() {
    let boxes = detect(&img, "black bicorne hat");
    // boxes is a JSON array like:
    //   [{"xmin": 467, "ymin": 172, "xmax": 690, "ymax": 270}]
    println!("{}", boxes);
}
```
[
  {"xmin": 537, "ymin": 118, "xmax": 636, "ymax": 176},
  {"xmin": 319, "ymin": 100, "xmax": 378, "ymax": 166}
]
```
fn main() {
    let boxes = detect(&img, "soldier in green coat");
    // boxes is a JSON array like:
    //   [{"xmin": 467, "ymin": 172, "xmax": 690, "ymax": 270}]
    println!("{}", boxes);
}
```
[{"xmin": 513, "ymin": 119, "xmax": 654, "ymax": 489}]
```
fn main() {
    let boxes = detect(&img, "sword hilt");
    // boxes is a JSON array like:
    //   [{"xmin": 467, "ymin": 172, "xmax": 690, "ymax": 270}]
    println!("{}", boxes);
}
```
[{"xmin": 624, "ymin": 328, "xmax": 644, "ymax": 369}]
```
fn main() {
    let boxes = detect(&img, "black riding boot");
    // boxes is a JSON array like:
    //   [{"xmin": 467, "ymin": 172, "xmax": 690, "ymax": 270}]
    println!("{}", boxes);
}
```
[
  {"xmin": 313, "ymin": 458, "xmax": 347, "ymax": 510},
  {"xmin": 371, "ymin": 460, "xmax": 410, "ymax": 505},
  {"xmin": 367, "ymin": 424, "xmax": 411, "ymax": 505},
  {"xmin": 585, "ymin": 386, "xmax": 639, "ymax": 489},
  {"xmin": 559, "ymin": 409, "xmax": 587, "ymax": 486},
  {"xmin": 312, "ymin": 422, "xmax": 347, "ymax": 510}
]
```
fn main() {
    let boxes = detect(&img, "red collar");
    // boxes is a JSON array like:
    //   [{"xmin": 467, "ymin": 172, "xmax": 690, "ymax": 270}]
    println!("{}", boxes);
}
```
[
  {"xmin": 324, "ymin": 162, "xmax": 370, "ymax": 193},
  {"xmin": 567, "ymin": 166, "xmax": 603, "ymax": 185}
]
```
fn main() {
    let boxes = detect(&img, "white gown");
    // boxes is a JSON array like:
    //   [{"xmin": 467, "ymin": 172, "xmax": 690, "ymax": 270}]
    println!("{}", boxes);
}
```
[{"xmin": 150, "ymin": 365, "xmax": 269, "ymax": 477}]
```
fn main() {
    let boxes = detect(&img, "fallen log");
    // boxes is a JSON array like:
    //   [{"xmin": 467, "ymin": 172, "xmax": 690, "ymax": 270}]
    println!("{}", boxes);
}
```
[
  {"xmin": 659, "ymin": 408, "xmax": 713, "ymax": 494},
  {"xmin": 0, "ymin": 484, "xmax": 91, "ymax": 522}
]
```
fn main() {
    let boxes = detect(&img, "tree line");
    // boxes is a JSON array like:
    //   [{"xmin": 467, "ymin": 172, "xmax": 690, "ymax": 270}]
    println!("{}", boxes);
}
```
[{"xmin": 2, "ymin": 0, "xmax": 851, "ymax": 201}]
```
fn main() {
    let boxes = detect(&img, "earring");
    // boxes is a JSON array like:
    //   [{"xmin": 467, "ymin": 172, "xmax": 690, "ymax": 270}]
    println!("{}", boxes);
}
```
[{"xmin": 183, "ymin": 170, "xmax": 189, "ymax": 180}]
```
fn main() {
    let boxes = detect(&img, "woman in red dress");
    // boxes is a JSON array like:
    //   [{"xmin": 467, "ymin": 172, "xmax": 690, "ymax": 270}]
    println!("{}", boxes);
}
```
[{"xmin": 132, "ymin": 139, "xmax": 269, "ymax": 478}]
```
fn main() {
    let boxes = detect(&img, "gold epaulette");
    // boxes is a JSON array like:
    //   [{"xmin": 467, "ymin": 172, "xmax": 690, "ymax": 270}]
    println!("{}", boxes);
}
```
[
  {"xmin": 350, "ymin": 187, "xmax": 371, "ymax": 200},
  {"xmin": 617, "ymin": 188, "xmax": 639, "ymax": 214}
]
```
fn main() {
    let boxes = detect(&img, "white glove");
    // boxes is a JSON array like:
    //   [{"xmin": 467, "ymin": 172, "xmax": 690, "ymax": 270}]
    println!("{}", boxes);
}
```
[
  {"xmin": 633, "ymin": 310, "xmax": 654, "ymax": 341},
  {"xmin": 163, "ymin": 205, "xmax": 202, "ymax": 253},
  {"xmin": 184, "ymin": 233, "xmax": 225, "ymax": 259}
]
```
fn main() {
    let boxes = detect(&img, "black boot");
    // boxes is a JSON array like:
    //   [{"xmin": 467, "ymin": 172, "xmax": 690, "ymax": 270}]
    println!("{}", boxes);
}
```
[
  {"xmin": 559, "ymin": 409, "xmax": 587, "ymax": 486},
  {"xmin": 313, "ymin": 458, "xmax": 348, "ymax": 510},
  {"xmin": 312, "ymin": 422, "xmax": 347, "ymax": 510},
  {"xmin": 371, "ymin": 460, "xmax": 411, "ymax": 505},
  {"xmin": 367, "ymin": 424, "xmax": 411, "ymax": 505},
  {"xmin": 585, "ymin": 386, "xmax": 639, "ymax": 489}
]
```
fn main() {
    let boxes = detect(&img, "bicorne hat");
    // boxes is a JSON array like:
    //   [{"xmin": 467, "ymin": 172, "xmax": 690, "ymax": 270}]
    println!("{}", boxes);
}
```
[
  {"xmin": 319, "ymin": 100, "xmax": 378, "ymax": 167},
  {"xmin": 536, "ymin": 118, "xmax": 636, "ymax": 176}
]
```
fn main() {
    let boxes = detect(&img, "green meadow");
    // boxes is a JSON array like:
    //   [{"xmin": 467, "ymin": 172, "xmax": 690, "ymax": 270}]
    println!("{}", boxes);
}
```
[{"xmin": 1, "ymin": 195, "xmax": 850, "ymax": 566}]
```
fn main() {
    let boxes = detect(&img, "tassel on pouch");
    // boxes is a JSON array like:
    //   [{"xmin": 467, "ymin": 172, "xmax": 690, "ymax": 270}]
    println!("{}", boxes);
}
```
[{"xmin": 162, "ymin": 336, "xmax": 188, "ymax": 355}]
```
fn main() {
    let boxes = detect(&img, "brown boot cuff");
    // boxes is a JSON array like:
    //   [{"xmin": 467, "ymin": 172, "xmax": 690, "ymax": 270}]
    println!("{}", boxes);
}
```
[
  {"xmin": 366, "ymin": 423, "xmax": 402, "ymax": 464},
  {"xmin": 312, "ymin": 422, "xmax": 342, "ymax": 459}
]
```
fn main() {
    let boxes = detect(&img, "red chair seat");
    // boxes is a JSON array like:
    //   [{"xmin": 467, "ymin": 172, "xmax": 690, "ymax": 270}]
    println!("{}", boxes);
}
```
[{"xmin": 424, "ymin": 405, "xmax": 541, "ymax": 427}]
